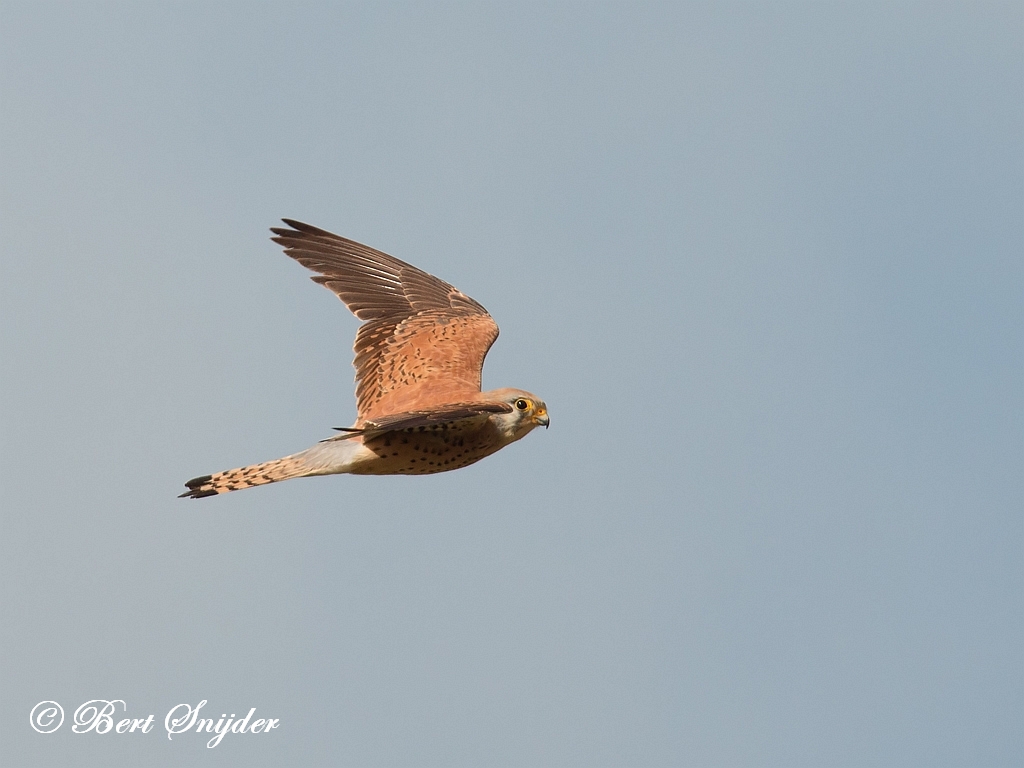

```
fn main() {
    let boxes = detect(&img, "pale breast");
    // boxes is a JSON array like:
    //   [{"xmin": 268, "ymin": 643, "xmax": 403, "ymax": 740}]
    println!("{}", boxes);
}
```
[{"xmin": 349, "ymin": 419, "xmax": 504, "ymax": 475}]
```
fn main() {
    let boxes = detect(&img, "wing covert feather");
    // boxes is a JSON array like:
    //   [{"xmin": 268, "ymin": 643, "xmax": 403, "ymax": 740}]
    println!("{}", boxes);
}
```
[{"xmin": 271, "ymin": 220, "xmax": 500, "ymax": 422}]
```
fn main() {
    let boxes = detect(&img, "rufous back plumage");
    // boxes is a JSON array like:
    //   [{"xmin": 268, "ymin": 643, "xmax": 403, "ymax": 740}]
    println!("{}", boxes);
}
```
[
  {"xmin": 271, "ymin": 220, "xmax": 499, "ymax": 423},
  {"xmin": 180, "ymin": 220, "xmax": 548, "ymax": 498}
]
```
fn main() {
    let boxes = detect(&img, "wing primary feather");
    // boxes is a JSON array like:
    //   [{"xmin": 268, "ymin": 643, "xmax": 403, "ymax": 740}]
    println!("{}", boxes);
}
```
[{"xmin": 271, "ymin": 220, "xmax": 501, "ymax": 421}]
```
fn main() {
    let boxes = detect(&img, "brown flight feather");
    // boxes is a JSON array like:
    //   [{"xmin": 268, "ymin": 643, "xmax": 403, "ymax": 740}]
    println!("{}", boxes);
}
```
[
  {"xmin": 326, "ymin": 402, "xmax": 514, "ymax": 442},
  {"xmin": 271, "ymin": 220, "xmax": 500, "ymax": 423}
]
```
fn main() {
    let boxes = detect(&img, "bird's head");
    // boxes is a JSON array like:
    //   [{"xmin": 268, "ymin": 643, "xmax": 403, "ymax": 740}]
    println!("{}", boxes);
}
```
[{"xmin": 483, "ymin": 388, "xmax": 549, "ymax": 441}]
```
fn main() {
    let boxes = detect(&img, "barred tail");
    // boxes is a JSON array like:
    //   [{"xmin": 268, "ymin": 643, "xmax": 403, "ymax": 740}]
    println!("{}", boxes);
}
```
[
  {"xmin": 179, "ymin": 454, "xmax": 312, "ymax": 498},
  {"xmin": 180, "ymin": 439, "xmax": 369, "ymax": 499}
]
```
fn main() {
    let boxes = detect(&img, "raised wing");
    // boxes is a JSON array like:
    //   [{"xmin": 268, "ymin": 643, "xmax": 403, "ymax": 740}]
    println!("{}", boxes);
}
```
[{"xmin": 271, "ymin": 220, "xmax": 500, "ymax": 423}]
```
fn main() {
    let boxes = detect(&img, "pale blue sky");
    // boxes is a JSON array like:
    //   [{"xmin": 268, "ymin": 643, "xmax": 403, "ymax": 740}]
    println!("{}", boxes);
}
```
[{"xmin": 2, "ymin": 3, "xmax": 1021, "ymax": 766}]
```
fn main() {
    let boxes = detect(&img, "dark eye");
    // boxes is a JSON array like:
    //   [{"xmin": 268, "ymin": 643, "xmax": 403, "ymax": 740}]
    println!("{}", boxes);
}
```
[{"xmin": 515, "ymin": 399, "xmax": 529, "ymax": 411}]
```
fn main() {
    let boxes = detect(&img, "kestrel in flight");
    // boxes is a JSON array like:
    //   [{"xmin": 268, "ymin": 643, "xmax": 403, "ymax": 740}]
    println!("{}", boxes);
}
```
[{"xmin": 181, "ymin": 220, "xmax": 548, "ymax": 498}]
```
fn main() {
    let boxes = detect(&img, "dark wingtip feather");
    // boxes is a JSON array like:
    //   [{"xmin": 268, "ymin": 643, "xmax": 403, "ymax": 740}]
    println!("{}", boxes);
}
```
[{"xmin": 275, "ymin": 219, "xmax": 331, "ymax": 237}]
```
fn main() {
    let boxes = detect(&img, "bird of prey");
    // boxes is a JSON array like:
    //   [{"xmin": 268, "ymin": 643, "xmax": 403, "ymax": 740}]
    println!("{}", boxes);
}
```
[{"xmin": 180, "ymin": 220, "xmax": 548, "ymax": 498}]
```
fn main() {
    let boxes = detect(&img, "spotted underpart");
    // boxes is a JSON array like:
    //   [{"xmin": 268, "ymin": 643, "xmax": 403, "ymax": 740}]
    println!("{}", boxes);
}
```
[
  {"xmin": 179, "ymin": 219, "xmax": 549, "ymax": 499},
  {"xmin": 352, "ymin": 417, "xmax": 503, "ymax": 475}
]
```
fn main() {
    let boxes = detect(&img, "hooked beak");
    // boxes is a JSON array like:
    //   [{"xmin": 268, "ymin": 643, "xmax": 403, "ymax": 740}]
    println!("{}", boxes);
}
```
[{"xmin": 533, "ymin": 409, "xmax": 550, "ymax": 429}]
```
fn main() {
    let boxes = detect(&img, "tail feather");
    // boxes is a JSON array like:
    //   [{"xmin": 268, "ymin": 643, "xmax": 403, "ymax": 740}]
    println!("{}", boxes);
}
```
[{"xmin": 179, "ymin": 454, "xmax": 313, "ymax": 499}]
